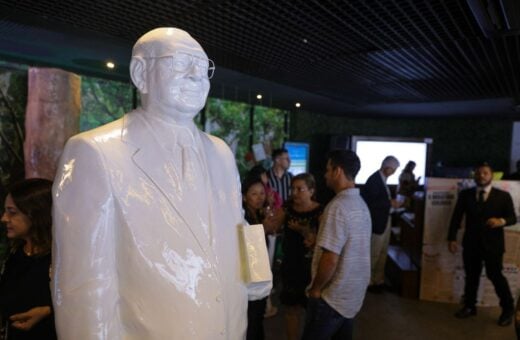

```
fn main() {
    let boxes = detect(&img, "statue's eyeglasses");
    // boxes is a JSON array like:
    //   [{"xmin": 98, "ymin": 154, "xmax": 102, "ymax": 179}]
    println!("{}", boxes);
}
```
[{"xmin": 149, "ymin": 52, "xmax": 215, "ymax": 79}]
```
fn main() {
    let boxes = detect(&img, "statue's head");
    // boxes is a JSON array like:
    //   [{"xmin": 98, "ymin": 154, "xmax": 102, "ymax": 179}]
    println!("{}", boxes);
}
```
[{"xmin": 130, "ymin": 28, "xmax": 213, "ymax": 122}]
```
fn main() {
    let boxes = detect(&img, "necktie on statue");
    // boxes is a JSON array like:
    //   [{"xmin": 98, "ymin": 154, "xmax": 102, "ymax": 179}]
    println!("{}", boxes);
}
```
[
  {"xmin": 176, "ymin": 128, "xmax": 211, "ymax": 240},
  {"xmin": 176, "ymin": 129, "xmax": 203, "ymax": 182}
]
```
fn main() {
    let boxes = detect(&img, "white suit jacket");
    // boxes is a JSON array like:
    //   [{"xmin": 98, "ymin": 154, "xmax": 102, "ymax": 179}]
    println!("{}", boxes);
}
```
[{"xmin": 52, "ymin": 110, "xmax": 262, "ymax": 339}]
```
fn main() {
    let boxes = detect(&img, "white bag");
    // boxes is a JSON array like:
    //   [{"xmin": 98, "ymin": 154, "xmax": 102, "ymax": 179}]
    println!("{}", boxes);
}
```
[{"xmin": 240, "ymin": 224, "xmax": 272, "ymax": 284}]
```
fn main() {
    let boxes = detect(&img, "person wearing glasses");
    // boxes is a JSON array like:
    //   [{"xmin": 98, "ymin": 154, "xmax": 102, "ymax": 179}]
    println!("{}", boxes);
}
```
[
  {"xmin": 271, "ymin": 173, "xmax": 323, "ymax": 340},
  {"xmin": 52, "ymin": 28, "xmax": 271, "ymax": 339}
]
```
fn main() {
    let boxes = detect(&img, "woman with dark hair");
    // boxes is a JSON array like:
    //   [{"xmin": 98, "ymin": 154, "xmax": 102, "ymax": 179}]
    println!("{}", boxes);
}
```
[
  {"xmin": 245, "ymin": 165, "xmax": 283, "ymax": 319},
  {"xmin": 398, "ymin": 161, "xmax": 419, "ymax": 196},
  {"xmin": 246, "ymin": 165, "xmax": 282, "ymax": 211},
  {"xmin": 276, "ymin": 173, "xmax": 323, "ymax": 340},
  {"xmin": 397, "ymin": 161, "xmax": 420, "ymax": 209},
  {"xmin": 0, "ymin": 178, "xmax": 56, "ymax": 340},
  {"xmin": 242, "ymin": 177, "xmax": 277, "ymax": 340}
]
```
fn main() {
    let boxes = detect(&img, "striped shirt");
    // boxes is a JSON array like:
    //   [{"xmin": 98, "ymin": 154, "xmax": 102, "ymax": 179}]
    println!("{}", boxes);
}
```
[
  {"xmin": 311, "ymin": 187, "xmax": 371, "ymax": 318},
  {"xmin": 267, "ymin": 168, "xmax": 293, "ymax": 202}
]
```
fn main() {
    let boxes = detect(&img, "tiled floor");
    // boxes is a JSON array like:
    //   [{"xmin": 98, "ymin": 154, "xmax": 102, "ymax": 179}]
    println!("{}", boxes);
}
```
[{"xmin": 264, "ymin": 290, "xmax": 517, "ymax": 340}]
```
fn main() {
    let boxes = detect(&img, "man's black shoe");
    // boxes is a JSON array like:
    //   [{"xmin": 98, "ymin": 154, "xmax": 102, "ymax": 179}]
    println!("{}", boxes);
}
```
[
  {"xmin": 497, "ymin": 309, "xmax": 514, "ymax": 327},
  {"xmin": 454, "ymin": 306, "xmax": 476, "ymax": 319}
]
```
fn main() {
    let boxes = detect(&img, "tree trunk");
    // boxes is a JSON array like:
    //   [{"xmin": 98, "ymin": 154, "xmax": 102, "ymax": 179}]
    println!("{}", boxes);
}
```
[{"xmin": 24, "ymin": 68, "xmax": 81, "ymax": 180}]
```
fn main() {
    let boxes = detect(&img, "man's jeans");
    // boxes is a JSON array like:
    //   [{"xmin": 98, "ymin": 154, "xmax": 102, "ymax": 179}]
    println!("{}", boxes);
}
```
[{"xmin": 302, "ymin": 297, "xmax": 354, "ymax": 340}]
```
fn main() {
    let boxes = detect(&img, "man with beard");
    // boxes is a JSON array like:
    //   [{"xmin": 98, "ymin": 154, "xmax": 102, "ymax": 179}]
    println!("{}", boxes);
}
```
[
  {"xmin": 448, "ymin": 162, "xmax": 516, "ymax": 327},
  {"xmin": 303, "ymin": 150, "xmax": 371, "ymax": 340}
]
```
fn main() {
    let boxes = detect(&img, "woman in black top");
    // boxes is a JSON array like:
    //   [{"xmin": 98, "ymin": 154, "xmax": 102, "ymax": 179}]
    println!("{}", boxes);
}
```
[
  {"xmin": 0, "ymin": 179, "xmax": 56, "ymax": 340},
  {"xmin": 242, "ymin": 177, "xmax": 277, "ymax": 340},
  {"xmin": 276, "ymin": 173, "xmax": 323, "ymax": 340}
]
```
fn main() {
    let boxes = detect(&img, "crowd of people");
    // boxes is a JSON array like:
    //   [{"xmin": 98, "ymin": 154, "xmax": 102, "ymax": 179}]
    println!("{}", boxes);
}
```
[
  {"xmin": 240, "ymin": 148, "xmax": 372, "ymax": 340},
  {"xmin": 239, "ymin": 150, "xmax": 520, "ymax": 339},
  {"xmin": 239, "ymin": 149, "xmax": 423, "ymax": 339},
  {"xmin": 2, "ymin": 148, "xmax": 519, "ymax": 339}
]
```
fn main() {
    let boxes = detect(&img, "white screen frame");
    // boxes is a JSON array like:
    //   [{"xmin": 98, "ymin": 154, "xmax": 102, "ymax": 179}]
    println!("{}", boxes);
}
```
[{"xmin": 351, "ymin": 136, "xmax": 432, "ymax": 185}]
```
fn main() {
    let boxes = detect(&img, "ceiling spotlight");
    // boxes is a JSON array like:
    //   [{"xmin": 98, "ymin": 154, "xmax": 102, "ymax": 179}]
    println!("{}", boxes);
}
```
[
  {"xmin": 302, "ymin": 38, "xmax": 308, "ymax": 44},
  {"xmin": 106, "ymin": 61, "xmax": 115, "ymax": 69},
  {"xmin": 256, "ymin": 94, "xmax": 262, "ymax": 100},
  {"xmin": 295, "ymin": 102, "xmax": 301, "ymax": 108}
]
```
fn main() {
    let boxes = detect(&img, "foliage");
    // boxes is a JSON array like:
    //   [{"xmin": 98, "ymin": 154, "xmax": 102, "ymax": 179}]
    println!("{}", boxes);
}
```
[
  {"xmin": 80, "ymin": 76, "xmax": 134, "ymax": 131},
  {"xmin": 253, "ymin": 105, "xmax": 286, "ymax": 158},
  {"xmin": 205, "ymin": 98, "xmax": 250, "ymax": 176},
  {"xmin": 205, "ymin": 98, "xmax": 287, "ymax": 177},
  {"xmin": 0, "ymin": 67, "xmax": 27, "ymax": 259},
  {"xmin": 0, "ymin": 69, "xmax": 26, "ymax": 187}
]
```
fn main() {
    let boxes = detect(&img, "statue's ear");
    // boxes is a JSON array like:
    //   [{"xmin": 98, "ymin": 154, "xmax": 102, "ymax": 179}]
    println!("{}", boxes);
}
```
[{"xmin": 130, "ymin": 56, "xmax": 147, "ymax": 94}]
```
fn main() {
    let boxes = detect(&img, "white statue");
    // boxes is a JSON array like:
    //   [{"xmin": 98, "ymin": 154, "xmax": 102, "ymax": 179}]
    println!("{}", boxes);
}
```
[{"xmin": 52, "ymin": 27, "xmax": 271, "ymax": 339}]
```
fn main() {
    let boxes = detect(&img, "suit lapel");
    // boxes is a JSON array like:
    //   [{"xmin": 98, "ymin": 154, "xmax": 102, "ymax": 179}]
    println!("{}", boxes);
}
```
[
  {"xmin": 483, "ymin": 188, "xmax": 498, "ymax": 212},
  {"xmin": 122, "ymin": 111, "xmax": 213, "ymax": 257},
  {"xmin": 487, "ymin": 188, "xmax": 496, "ymax": 203},
  {"xmin": 470, "ymin": 187, "xmax": 478, "ymax": 205}
]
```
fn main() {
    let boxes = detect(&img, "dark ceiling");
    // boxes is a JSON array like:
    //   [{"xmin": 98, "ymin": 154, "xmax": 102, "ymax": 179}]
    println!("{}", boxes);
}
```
[{"xmin": 0, "ymin": 0, "xmax": 519, "ymax": 118}]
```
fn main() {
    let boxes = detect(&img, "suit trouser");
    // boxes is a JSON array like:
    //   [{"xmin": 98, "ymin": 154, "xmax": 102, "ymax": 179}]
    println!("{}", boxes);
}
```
[
  {"xmin": 370, "ymin": 218, "xmax": 391, "ymax": 285},
  {"xmin": 462, "ymin": 247, "xmax": 514, "ymax": 310}
]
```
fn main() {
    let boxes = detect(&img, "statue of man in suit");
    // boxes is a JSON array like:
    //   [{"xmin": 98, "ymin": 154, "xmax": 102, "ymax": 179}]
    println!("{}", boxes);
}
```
[
  {"xmin": 52, "ymin": 27, "xmax": 271, "ymax": 339},
  {"xmin": 448, "ymin": 162, "xmax": 516, "ymax": 327}
]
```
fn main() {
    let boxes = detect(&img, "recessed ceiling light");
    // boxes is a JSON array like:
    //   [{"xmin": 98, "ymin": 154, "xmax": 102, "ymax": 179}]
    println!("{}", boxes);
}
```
[
  {"xmin": 295, "ymin": 102, "xmax": 301, "ymax": 108},
  {"xmin": 256, "ymin": 94, "xmax": 262, "ymax": 100},
  {"xmin": 106, "ymin": 61, "xmax": 115, "ymax": 69},
  {"xmin": 302, "ymin": 38, "xmax": 308, "ymax": 44}
]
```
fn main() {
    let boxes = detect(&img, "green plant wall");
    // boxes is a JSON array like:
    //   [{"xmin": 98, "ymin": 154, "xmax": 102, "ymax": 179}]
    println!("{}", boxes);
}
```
[
  {"xmin": 0, "ymin": 64, "xmax": 27, "ymax": 258},
  {"xmin": 0, "ymin": 67, "xmax": 26, "ymax": 187},
  {"xmin": 205, "ymin": 98, "xmax": 286, "ymax": 177},
  {"xmin": 80, "ymin": 76, "xmax": 134, "ymax": 131}
]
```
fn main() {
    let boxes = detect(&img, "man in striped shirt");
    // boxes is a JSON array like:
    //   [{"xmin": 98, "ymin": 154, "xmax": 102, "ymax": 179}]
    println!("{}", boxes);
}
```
[
  {"xmin": 268, "ymin": 148, "xmax": 293, "ymax": 202},
  {"xmin": 303, "ymin": 150, "xmax": 371, "ymax": 340}
]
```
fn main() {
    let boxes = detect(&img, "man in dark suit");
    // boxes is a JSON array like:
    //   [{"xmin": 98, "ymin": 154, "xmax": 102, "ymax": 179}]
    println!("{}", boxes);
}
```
[
  {"xmin": 448, "ymin": 162, "xmax": 516, "ymax": 327},
  {"xmin": 361, "ymin": 156, "xmax": 400, "ymax": 293}
]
